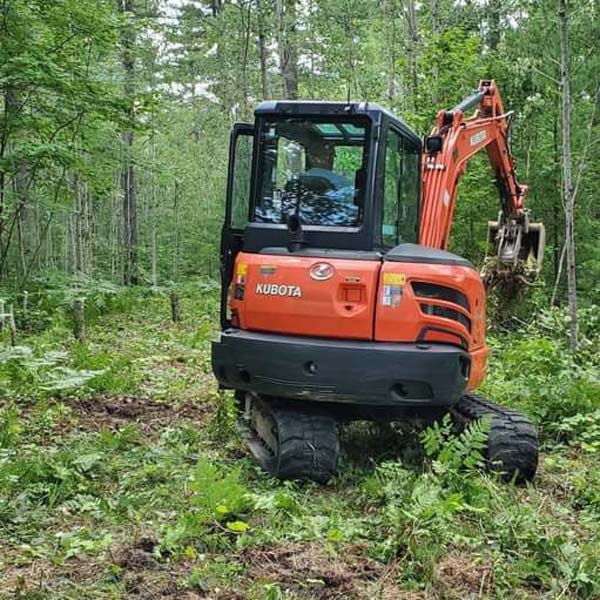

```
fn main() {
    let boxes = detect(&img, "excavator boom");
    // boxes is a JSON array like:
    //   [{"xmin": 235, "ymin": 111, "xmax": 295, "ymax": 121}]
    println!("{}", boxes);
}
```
[{"xmin": 420, "ymin": 80, "xmax": 545, "ymax": 285}]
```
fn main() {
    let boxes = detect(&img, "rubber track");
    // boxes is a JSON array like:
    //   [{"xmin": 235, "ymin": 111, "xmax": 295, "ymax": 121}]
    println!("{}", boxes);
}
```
[
  {"xmin": 268, "ymin": 403, "xmax": 339, "ymax": 484},
  {"xmin": 451, "ymin": 393, "xmax": 539, "ymax": 483}
]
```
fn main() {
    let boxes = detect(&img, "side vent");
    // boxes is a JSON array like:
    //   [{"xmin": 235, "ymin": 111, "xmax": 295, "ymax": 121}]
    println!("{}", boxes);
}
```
[
  {"xmin": 419, "ymin": 304, "xmax": 472, "ymax": 332},
  {"xmin": 412, "ymin": 282, "xmax": 470, "ymax": 311}
]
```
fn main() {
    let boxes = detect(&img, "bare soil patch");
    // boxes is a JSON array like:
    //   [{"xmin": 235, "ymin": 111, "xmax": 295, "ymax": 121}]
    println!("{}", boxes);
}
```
[
  {"xmin": 433, "ymin": 553, "xmax": 493, "ymax": 599},
  {"xmin": 242, "ymin": 542, "xmax": 426, "ymax": 599},
  {"xmin": 69, "ymin": 394, "xmax": 211, "ymax": 435}
]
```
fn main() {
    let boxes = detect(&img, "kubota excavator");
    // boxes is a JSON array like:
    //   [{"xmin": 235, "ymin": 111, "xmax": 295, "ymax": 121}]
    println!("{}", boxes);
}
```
[{"xmin": 212, "ymin": 80, "xmax": 544, "ymax": 483}]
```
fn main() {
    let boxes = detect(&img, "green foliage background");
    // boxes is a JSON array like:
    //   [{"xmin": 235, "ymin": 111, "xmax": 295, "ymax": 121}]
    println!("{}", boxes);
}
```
[{"xmin": 0, "ymin": 0, "xmax": 598, "ymax": 303}]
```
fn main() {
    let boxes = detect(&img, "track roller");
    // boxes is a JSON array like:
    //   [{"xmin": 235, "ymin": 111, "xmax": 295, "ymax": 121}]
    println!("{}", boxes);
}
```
[
  {"xmin": 240, "ymin": 395, "xmax": 339, "ymax": 484},
  {"xmin": 451, "ymin": 393, "xmax": 539, "ymax": 483}
]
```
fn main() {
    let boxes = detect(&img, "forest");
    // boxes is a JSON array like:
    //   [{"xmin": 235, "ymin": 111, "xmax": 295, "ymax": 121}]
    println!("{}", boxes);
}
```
[{"xmin": 0, "ymin": 0, "xmax": 599, "ymax": 598}]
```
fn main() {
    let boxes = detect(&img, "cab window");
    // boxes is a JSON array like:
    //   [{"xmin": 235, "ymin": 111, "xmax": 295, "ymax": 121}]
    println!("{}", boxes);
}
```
[
  {"xmin": 382, "ymin": 129, "xmax": 420, "ymax": 247},
  {"xmin": 254, "ymin": 117, "xmax": 369, "ymax": 228}
]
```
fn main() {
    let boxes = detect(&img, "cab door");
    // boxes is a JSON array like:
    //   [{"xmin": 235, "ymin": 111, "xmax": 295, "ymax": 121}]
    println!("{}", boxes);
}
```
[{"xmin": 220, "ymin": 123, "xmax": 254, "ymax": 329}]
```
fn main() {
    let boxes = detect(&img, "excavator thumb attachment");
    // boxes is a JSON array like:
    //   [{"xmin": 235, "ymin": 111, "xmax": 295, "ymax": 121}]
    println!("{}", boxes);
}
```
[{"xmin": 483, "ymin": 212, "xmax": 545, "ymax": 290}]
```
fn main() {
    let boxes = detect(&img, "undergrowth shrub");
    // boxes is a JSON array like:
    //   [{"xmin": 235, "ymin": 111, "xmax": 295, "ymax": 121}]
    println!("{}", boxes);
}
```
[
  {"xmin": 210, "ymin": 390, "xmax": 238, "ymax": 441},
  {"xmin": 0, "ymin": 403, "xmax": 21, "ymax": 448},
  {"xmin": 0, "ymin": 445, "xmax": 106, "ymax": 516},
  {"xmin": 1, "ymin": 274, "xmax": 142, "ymax": 336},
  {"xmin": 0, "ymin": 344, "xmax": 137, "ymax": 398},
  {"xmin": 160, "ymin": 458, "xmax": 252, "ymax": 555},
  {"xmin": 367, "ymin": 416, "xmax": 492, "ymax": 563},
  {"xmin": 484, "ymin": 305, "xmax": 600, "ymax": 425},
  {"xmin": 556, "ymin": 410, "xmax": 600, "ymax": 453}
]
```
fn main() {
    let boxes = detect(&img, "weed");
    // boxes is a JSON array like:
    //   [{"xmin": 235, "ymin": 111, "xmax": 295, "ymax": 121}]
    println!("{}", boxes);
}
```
[
  {"xmin": 0, "ymin": 403, "xmax": 21, "ymax": 448},
  {"xmin": 210, "ymin": 389, "xmax": 238, "ymax": 440},
  {"xmin": 160, "ymin": 457, "xmax": 252, "ymax": 555}
]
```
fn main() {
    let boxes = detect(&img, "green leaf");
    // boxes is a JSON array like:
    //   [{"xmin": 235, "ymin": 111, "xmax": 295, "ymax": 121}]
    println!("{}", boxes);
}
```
[{"xmin": 225, "ymin": 520, "xmax": 249, "ymax": 533}]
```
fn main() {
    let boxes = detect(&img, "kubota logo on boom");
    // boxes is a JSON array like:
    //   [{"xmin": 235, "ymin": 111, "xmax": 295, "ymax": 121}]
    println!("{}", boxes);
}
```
[{"xmin": 256, "ymin": 283, "xmax": 302, "ymax": 298}]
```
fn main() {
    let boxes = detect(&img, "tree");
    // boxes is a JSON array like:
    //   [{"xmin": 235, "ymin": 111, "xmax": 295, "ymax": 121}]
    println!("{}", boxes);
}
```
[
  {"xmin": 256, "ymin": 0, "xmax": 270, "ymax": 100},
  {"xmin": 559, "ymin": 0, "xmax": 578, "ymax": 351},
  {"xmin": 118, "ymin": 0, "xmax": 138, "ymax": 286},
  {"xmin": 276, "ymin": 0, "xmax": 298, "ymax": 99}
]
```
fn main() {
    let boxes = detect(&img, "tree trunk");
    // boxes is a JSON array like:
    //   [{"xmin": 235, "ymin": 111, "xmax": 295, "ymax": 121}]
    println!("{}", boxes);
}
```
[
  {"xmin": 430, "ymin": 0, "xmax": 439, "ymax": 105},
  {"xmin": 0, "ymin": 0, "xmax": 14, "ymax": 281},
  {"xmin": 240, "ymin": 2, "xmax": 252, "ymax": 115},
  {"xmin": 405, "ymin": 0, "xmax": 418, "ymax": 109},
  {"xmin": 558, "ymin": 0, "xmax": 578, "ymax": 352},
  {"xmin": 118, "ymin": 0, "xmax": 138, "ymax": 286},
  {"xmin": 172, "ymin": 179, "xmax": 180, "ymax": 281},
  {"xmin": 8, "ymin": 304, "xmax": 16, "ymax": 346},
  {"xmin": 487, "ymin": 0, "xmax": 501, "ymax": 51},
  {"xmin": 74, "ymin": 174, "xmax": 84, "ymax": 274},
  {"xmin": 552, "ymin": 109, "xmax": 560, "ymax": 289},
  {"xmin": 72, "ymin": 298, "xmax": 86, "ymax": 344},
  {"xmin": 150, "ymin": 131, "xmax": 157, "ymax": 288},
  {"xmin": 383, "ymin": 0, "xmax": 398, "ymax": 105},
  {"xmin": 257, "ymin": 0, "xmax": 270, "ymax": 100},
  {"xmin": 170, "ymin": 290, "xmax": 180, "ymax": 323},
  {"xmin": 276, "ymin": 0, "xmax": 298, "ymax": 99}
]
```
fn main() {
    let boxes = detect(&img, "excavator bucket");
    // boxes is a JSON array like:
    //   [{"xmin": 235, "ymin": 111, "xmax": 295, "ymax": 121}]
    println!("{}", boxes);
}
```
[
  {"xmin": 483, "ymin": 213, "xmax": 545, "ymax": 290},
  {"xmin": 486, "ymin": 219, "xmax": 545, "ymax": 269}
]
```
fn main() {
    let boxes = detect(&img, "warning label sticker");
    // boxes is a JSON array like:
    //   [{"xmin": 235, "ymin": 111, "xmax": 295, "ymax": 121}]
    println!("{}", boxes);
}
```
[
  {"xmin": 236, "ymin": 263, "xmax": 248, "ymax": 285},
  {"xmin": 382, "ymin": 282, "xmax": 404, "ymax": 308},
  {"xmin": 383, "ymin": 272, "xmax": 406, "ymax": 285}
]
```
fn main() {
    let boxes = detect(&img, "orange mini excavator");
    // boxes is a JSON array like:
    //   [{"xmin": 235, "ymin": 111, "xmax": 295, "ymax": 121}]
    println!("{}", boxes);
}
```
[{"xmin": 212, "ymin": 80, "xmax": 544, "ymax": 483}]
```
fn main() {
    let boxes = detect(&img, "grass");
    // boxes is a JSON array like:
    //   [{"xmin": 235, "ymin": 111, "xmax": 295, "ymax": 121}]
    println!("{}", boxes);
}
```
[{"xmin": 1, "ymin": 282, "xmax": 599, "ymax": 599}]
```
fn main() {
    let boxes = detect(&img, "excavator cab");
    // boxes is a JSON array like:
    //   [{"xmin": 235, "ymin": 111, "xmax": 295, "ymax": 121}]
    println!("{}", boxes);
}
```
[
  {"xmin": 219, "ymin": 101, "xmax": 423, "ymax": 331},
  {"xmin": 214, "ymin": 90, "xmax": 541, "ymax": 484}
]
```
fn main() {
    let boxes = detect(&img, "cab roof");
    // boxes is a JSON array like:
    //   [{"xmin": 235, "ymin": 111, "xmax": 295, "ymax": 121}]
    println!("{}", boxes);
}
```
[{"xmin": 255, "ymin": 100, "xmax": 421, "ymax": 147}]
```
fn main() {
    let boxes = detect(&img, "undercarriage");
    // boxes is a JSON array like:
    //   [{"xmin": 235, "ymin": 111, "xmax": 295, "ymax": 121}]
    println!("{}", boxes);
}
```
[{"xmin": 238, "ymin": 392, "xmax": 539, "ymax": 484}]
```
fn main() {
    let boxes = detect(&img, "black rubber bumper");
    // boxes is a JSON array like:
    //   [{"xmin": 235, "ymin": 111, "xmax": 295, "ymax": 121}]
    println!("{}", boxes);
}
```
[{"xmin": 212, "ymin": 329, "xmax": 470, "ymax": 407}]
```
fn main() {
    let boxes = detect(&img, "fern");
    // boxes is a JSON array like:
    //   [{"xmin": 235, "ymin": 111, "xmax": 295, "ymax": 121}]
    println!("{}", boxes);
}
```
[{"xmin": 421, "ymin": 414, "xmax": 490, "ymax": 473}]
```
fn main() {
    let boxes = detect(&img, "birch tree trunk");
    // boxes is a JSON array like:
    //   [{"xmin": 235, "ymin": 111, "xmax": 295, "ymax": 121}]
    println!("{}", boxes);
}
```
[{"xmin": 558, "ymin": 0, "xmax": 578, "ymax": 352}]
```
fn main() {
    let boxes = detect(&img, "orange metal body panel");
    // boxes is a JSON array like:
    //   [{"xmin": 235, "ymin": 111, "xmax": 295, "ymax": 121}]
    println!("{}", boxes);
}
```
[
  {"xmin": 375, "ymin": 262, "xmax": 487, "ymax": 389},
  {"xmin": 231, "ymin": 252, "xmax": 488, "ymax": 390},
  {"xmin": 231, "ymin": 252, "xmax": 380, "ymax": 340}
]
